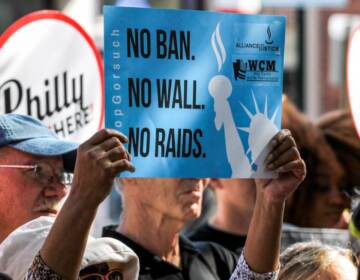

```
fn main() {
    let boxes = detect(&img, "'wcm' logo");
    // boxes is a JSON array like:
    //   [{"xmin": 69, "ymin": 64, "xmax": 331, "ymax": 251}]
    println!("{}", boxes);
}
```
[{"xmin": 233, "ymin": 59, "xmax": 276, "ymax": 80}]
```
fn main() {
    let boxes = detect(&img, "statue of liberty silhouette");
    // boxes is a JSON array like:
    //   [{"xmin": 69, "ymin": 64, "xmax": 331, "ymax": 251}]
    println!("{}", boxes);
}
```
[
  {"xmin": 208, "ymin": 75, "xmax": 252, "ymax": 177},
  {"xmin": 208, "ymin": 22, "xmax": 279, "ymax": 178}
]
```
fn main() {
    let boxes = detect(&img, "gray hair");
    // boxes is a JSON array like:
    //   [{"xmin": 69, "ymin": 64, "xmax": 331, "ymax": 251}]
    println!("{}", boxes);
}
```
[{"xmin": 279, "ymin": 242, "xmax": 356, "ymax": 280}]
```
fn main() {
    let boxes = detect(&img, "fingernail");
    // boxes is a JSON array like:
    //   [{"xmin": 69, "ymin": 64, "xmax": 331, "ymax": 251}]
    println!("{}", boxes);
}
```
[
  {"xmin": 276, "ymin": 166, "xmax": 284, "ymax": 173},
  {"xmin": 270, "ymin": 139, "xmax": 277, "ymax": 147},
  {"xmin": 266, "ymin": 153, "xmax": 273, "ymax": 163},
  {"xmin": 267, "ymin": 163, "xmax": 274, "ymax": 169}
]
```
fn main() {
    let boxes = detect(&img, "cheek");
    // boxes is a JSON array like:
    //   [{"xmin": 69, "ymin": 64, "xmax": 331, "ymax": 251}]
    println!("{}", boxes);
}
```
[
  {"xmin": 15, "ymin": 184, "xmax": 44, "ymax": 211},
  {"xmin": 303, "ymin": 197, "xmax": 325, "ymax": 220},
  {"xmin": 0, "ymin": 189, "xmax": 39, "ymax": 229},
  {"xmin": 311, "ymin": 195, "xmax": 328, "ymax": 210},
  {"xmin": 308, "ymin": 199, "xmax": 327, "ymax": 219}
]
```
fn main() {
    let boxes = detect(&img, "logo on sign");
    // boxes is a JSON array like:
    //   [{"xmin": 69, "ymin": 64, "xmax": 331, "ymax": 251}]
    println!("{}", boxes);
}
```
[
  {"xmin": 265, "ymin": 26, "xmax": 274, "ymax": 45},
  {"xmin": 233, "ymin": 59, "xmax": 277, "ymax": 81},
  {"xmin": 235, "ymin": 24, "xmax": 279, "ymax": 53}
]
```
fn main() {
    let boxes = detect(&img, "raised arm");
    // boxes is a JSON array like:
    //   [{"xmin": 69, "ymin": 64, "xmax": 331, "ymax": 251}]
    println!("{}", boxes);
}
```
[
  {"xmin": 28, "ymin": 129, "xmax": 135, "ymax": 279},
  {"xmin": 231, "ymin": 129, "xmax": 306, "ymax": 279}
]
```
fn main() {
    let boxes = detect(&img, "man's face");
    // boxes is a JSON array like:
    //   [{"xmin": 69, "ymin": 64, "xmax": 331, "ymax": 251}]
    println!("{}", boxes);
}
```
[
  {"xmin": 123, "ymin": 178, "xmax": 206, "ymax": 222},
  {"xmin": 0, "ymin": 147, "xmax": 68, "ymax": 237}
]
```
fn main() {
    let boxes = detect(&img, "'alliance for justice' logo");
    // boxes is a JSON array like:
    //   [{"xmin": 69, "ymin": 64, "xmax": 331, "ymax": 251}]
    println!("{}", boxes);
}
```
[{"xmin": 265, "ymin": 26, "xmax": 273, "ymax": 45}]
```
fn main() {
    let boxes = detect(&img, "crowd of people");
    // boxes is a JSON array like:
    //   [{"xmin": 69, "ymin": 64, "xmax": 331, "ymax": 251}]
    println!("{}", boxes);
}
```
[{"xmin": 0, "ymin": 93, "xmax": 359, "ymax": 280}]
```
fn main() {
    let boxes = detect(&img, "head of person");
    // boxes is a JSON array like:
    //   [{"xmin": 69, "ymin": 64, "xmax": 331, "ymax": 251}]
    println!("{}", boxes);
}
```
[
  {"xmin": 118, "ymin": 178, "xmax": 207, "ymax": 224},
  {"xmin": 0, "ymin": 215, "xmax": 139, "ymax": 280},
  {"xmin": 318, "ymin": 110, "xmax": 360, "ymax": 197},
  {"xmin": 279, "ymin": 242, "xmax": 358, "ymax": 280},
  {"xmin": 282, "ymin": 96, "xmax": 350, "ymax": 228},
  {"xmin": 0, "ymin": 114, "xmax": 78, "ymax": 240}
]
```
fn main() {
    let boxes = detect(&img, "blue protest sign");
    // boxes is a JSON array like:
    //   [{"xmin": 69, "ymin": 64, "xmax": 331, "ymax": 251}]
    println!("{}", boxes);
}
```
[{"xmin": 104, "ymin": 6, "xmax": 285, "ymax": 178}]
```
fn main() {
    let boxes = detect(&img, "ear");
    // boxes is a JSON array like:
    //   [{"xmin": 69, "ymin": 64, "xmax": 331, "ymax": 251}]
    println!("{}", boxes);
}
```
[{"xmin": 208, "ymin": 179, "xmax": 223, "ymax": 190}]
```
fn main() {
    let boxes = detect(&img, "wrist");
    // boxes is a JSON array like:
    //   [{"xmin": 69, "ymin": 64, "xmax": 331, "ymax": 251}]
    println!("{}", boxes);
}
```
[
  {"xmin": 65, "ymin": 190, "xmax": 99, "ymax": 217},
  {"xmin": 255, "ymin": 193, "xmax": 285, "ymax": 217},
  {"xmin": 256, "ymin": 190, "xmax": 285, "ymax": 206}
]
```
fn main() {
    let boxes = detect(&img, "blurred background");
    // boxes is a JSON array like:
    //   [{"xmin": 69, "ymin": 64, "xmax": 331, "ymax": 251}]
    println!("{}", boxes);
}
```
[
  {"xmin": 1, "ymin": 0, "xmax": 359, "ymax": 236},
  {"xmin": 2, "ymin": 0, "xmax": 359, "ymax": 119}
]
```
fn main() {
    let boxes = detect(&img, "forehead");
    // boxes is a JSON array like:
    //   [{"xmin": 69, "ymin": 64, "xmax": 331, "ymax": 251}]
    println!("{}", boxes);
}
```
[{"xmin": 0, "ymin": 146, "xmax": 63, "ymax": 167}]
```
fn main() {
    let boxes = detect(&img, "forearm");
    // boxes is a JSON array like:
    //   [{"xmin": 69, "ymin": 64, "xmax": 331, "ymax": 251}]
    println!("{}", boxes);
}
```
[
  {"xmin": 243, "ymin": 192, "xmax": 284, "ymax": 273},
  {"xmin": 39, "ymin": 192, "xmax": 97, "ymax": 279}
]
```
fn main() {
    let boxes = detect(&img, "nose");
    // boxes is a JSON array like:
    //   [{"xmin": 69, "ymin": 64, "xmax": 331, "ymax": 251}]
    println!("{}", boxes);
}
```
[
  {"xmin": 328, "ymin": 189, "xmax": 349, "ymax": 207},
  {"xmin": 42, "ymin": 182, "xmax": 68, "ymax": 199}
]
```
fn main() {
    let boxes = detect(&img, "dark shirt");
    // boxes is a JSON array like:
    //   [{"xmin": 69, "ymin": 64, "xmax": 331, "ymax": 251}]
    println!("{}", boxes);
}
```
[
  {"xmin": 188, "ymin": 223, "xmax": 246, "ymax": 256},
  {"xmin": 103, "ymin": 225, "xmax": 238, "ymax": 280}
]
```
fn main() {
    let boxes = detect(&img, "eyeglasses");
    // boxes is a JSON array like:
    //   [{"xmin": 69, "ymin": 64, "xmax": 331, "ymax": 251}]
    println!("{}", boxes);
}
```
[
  {"xmin": 0, "ymin": 163, "xmax": 73, "ymax": 187},
  {"xmin": 80, "ymin": 270, "xmax": 123, "ymax": 280}
]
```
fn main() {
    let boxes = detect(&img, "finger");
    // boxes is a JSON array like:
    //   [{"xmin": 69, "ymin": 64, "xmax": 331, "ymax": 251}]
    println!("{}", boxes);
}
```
[
  {"xmin": 99, "ymin": 136, "xmax": 125, "ymax": 152},
  {"xmin": 267, "ymin": 146, "xmax": 300, "ymax": 170},
  {"xmin": 85, "ymin": 129, "xmax": 128, "ymax": 146},
  {"xmin": 87, "ymin": 145, "xmax": 108, "ymax": 161},
  {"xmin": 105, "ymin": 145, "xmax": 131, "ymax": 162},
  {"xmin": 87, "ymin": 144, "xmax": 132, "ymax": 162},
  {"xmin": 265, "ymin": 134, "xmax": 296, "ymax": 164},
  {"xmin": 274, "ymin": 159, "xmax": 306, "ymax": 179},
  {"xmin": 267, "ymin": 129, "xmax": 292, "ymax": 155},
  {"xmin": 110, "ymin": 159, "xmax": 136, "ymax": 174}
]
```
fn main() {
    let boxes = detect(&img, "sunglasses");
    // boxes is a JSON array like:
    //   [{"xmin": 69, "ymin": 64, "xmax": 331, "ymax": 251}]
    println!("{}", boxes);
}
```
[{"xmin": 80, "ymin": 270, "xmax": 123, "ymax": 280}]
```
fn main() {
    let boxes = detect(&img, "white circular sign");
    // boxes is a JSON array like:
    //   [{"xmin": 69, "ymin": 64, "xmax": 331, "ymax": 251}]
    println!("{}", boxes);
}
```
[
  {"xmin": 347, "ymin": 25, "xmax": 360, "ymax": 138},
  {"xmin": 0, "ymin": 10, "xmax": 104, "ymax": 142}
]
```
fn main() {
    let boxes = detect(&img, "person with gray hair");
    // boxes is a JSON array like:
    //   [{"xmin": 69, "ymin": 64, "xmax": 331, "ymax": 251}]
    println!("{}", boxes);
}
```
[
  {"xmin": 0, "ymin": 114, "xmax": 139, "ymax": 279},
  {"xmin": 279, "ymin": 242, "xmax": 358, "ymax": 280}
]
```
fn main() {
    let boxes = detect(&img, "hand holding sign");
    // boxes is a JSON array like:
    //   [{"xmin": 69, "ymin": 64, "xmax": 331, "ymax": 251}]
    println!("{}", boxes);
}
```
[
  {"xmin": 255, "ymin": 129, "xmax": 306, "ymax": 204},
  {"xmin": 72, "ymin": 129, "xmax": 135, "ymax": 206}
]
